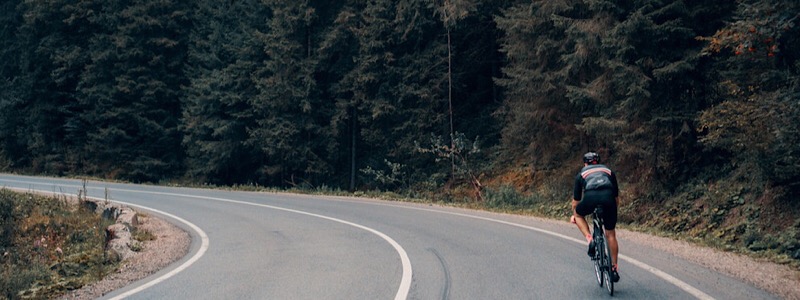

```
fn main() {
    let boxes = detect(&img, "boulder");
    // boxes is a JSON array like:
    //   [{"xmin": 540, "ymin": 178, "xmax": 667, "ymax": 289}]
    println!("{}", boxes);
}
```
[
  {"xmin": 116, "ymin": 207, "xmax": 139, "ymax": 227},
  {"xmin": 82, "ymin": 199, "xmax": 141, "ymax": 262},
  {"xmin": 106, "ymin": 223, "xmax": 135, "ymax": 261}
]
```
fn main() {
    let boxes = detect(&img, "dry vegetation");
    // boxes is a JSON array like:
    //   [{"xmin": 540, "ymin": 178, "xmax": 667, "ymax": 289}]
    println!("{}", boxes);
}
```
[{"xmin": 0, "ymin": 189, "xmax": 137, "ymax": 299}]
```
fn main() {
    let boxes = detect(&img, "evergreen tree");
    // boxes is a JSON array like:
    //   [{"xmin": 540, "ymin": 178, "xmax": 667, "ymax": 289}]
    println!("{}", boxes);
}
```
[
  {"xmin": 78, "ymin": 0, "xmax": 190, "ymax": 182},
  {"xmin": 446, "ymin": 0, "xmax": 505, "ymax": 143},
  {"xmin": 496, "ymin": 1, "xmax": 724, "ymax": 193},
  {"xmin": 381, "ymin": 0, "xmax": 459, "ymax": 189},
  {"xmin": 699, "ymin": 0, "xmax": 800, "ymax": 189},
  {"xmin": 324, "ymin": 0, "xmax": 456, "ymax": 190},
  {"xmin": 0, "ymin": 0, "xmax": 25, "ymax": 170},
  {"xmin": 397, "ymin": 0, "xmax": 502, "ymax": 190},
  {"xmin": 249, "ymin": 0, "xmax": 333, "ymax": 187},
  {"xmin": 317, "ymin": 2, "xmax": 361, "ymax": 189},
  {"xmin": 325, "ymin": 0, "xmax": 399, "ymax": 190},
  {"xmin": 7, "ymin": 0, "xmax": 100, "ymax": 174},
  {"xmin": 495, "ymin": 1, "xmax": 586, "ymax": 170},
  {"xmin": 581, "ymin": 0, "xmax": 714, "ymax": 189},
  {"xmin": 182, "ymin": 0, "xmax": 264, "ymax": 185}
]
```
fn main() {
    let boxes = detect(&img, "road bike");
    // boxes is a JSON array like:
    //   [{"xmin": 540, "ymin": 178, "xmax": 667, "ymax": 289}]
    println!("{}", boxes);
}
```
[{"xmin": 591, "ymin": 206, "xmax": 614, "ymax": 296}]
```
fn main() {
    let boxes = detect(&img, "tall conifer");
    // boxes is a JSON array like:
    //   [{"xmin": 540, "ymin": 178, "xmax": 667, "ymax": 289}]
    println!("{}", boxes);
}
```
[
  {"xmin": 79, "ymin": 0, "xmax": 189, "ymax": 181},
  {"xmin": 182, "ymin": 0, "xmax": 264, "ymax": 185},
  {"xmin": 249, "ymin": 0, "xmax": 333, "ymax": 187},
  {"xmin": 699, "ymin": 0, "xmax": 800, "ymax": 187}
]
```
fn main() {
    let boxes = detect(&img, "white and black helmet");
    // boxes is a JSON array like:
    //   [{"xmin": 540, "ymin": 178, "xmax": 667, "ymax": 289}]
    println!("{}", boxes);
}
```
[{"xmin": 583, "ymin": 152, "xmax": 600, "ymax": 164}]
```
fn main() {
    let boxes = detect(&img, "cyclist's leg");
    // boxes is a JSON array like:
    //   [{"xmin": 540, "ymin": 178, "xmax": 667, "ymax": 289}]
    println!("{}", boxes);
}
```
[
  {"xmin": 601, "ymin": 192, "xmax": 620, "ymax": 281},
  {"xmin": 606, "ymin": 229, "xmax": 618, "ymax": 266},
  {"xmin": 573, "ymin": 199, "xmax": 592, "ymax": 241},
  {"xmin": 607, "ymin": 229, "xmax": 620, "ymax": 282},
  {"xmin": 574, "ymin": 197, "xmax": 598, "ymax": 258},
  {"xmin": 574, "ymin": 215, "xmax": 591, "ymax": 241}
]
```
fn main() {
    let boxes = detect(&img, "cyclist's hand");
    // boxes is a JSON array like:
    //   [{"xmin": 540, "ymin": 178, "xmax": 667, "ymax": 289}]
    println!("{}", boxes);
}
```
[{"xmin": 570, "ymin": 215, "xmax": 577, "ymax": 224}]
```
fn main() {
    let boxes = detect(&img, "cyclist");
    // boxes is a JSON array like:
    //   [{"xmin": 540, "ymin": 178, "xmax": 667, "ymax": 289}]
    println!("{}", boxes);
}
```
[{"xmin": 570, "ymin": 152, "xmax": 620, "ymax": 282}]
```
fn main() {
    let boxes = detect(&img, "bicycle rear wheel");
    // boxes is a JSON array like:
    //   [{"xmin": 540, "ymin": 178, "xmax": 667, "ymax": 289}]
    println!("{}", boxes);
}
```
[
  {"xmin": 602, "ymin": 239, "xmax": 614, "ymax": 295},
  {"xmin": 593, "ymin": 237, "xmax": 603, "ymax": 287},
  {"xmin": 594, "ymin": 258, "xmax": 603, "ymax": 286}
]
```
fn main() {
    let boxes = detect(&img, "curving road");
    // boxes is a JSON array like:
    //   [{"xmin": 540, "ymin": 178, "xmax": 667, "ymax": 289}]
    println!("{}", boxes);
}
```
[{"xmin": 0, "ymin": 174, "xmax": 778, "ymax": 299}]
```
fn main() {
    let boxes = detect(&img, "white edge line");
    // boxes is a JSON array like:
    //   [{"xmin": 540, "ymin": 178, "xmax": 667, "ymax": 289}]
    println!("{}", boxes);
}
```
[
  {"xmin": 103, "ymin": 188, "xmax": 413, "ymax": 300},
  {"xmin": 3, "ymin": 186, "xmax": 210, "ymax": 300},
  {"xmin": 1, "ymin": 181, "xmax": 412, "ymax": 300},
  {"xmin": 395, "ymin": 205, "xmax": 716, "ymax": 300},
  {"xmin": 103, "ymin": 200, "xmax": 209, "ymax": 300},
  {"xmin": 5, "ymin": 178, "xmax": 712, "ymax": 300}
]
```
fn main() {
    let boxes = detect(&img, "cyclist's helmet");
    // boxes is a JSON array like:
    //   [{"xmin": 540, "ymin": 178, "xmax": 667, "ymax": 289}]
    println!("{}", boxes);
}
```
[{"xmin": 583, "ymin": 152, "xmax": 600, "ymax": 164}]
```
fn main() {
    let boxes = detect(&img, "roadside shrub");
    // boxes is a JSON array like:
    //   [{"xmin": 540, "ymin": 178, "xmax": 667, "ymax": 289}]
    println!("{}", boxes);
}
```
[
  {"xmin": 0, "ymin": 190, "xmax": 16, "ymax": 249},
  {"xmin": 1, "ymin": 264, "xmax": 50, "ymax": 299},
  {"xmin": 484, "ymin": 185, "xmax": 540, "ymax": 209}
]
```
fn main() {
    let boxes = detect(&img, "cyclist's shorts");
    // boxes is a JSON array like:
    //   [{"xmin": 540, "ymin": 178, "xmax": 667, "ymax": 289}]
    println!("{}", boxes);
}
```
[{"xmin": 576, "ymin": 189, "xmax": 617, "ymax": 230}]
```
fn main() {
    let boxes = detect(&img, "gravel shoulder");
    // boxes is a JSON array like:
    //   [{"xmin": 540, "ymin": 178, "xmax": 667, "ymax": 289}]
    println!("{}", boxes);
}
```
[
  {"xmin": 57, "ymin": 213, "xmax": 190, "ymax": 300},
  {"xmin": 621, "ymin": 229, "xmax": 800, "ymax": 300},
  {"xmin": 57, "ymin": 203, "xmax": 798, "ymax": 300}
]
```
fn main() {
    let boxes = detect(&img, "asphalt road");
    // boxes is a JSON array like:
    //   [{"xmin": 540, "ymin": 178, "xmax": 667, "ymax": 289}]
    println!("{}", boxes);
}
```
[{"xmin": 0, "ymin": 174, "xmax": 779, "ymax": 299}]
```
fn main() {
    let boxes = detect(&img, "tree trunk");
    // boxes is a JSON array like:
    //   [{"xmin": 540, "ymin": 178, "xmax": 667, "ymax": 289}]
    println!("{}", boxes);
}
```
[
  {"xmin": 350, "ymin": 107, "xmax": 357, "ymax": 191},
  {"xmin": 447, "ymin": 23, "xmax": 455, "ymax": 183}
]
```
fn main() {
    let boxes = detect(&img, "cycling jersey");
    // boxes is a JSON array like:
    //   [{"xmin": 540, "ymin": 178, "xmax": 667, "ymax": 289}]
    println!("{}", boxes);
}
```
[
  {"xmin": 574, "ymin": 164, "xmax": 619, "ymax": 230},
  {"xmin": 574, "ymin": 164, "xmax": 618, "ymax": 200}
]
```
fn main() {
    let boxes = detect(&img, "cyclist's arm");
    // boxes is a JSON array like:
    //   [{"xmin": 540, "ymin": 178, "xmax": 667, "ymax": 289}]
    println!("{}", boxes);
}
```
[
  {"xmin": 573, "ymin": 174, "xmax": 584, "ymax": 202},
  {"xmin": 570, "ymin": 200, "xmax": 580, "ymax": 223},
  {"xmin": 611, "ymin": 171, "xmax": 620, "ymax": 208},
  {"xmin": 572, "ymin": 174, "xmax": 583, "ymax": 220}
]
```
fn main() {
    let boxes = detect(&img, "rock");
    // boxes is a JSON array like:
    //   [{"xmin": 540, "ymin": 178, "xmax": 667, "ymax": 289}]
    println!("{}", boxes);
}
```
[
  {"xmin": 104, "ymin": 249, "xmax": 122, "ymax": 263},
  {"xmin": 101, "ymin": 205, "xmax": 120, "ymax": 220},
  {"xmin": 117, "ymin": 207, "xmax": 139, "ymax": 226},
  {"xmin": 81, "ymin": 199, "xmax": 142, "ymax": 262},
  {"xmin": 106, "ymin": 223, "xmax": 135, "ymax": 261}
]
